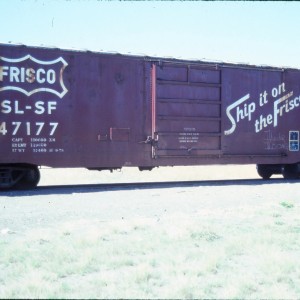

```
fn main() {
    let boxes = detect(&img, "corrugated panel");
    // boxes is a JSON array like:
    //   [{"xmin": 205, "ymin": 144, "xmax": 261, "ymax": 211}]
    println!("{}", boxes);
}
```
[
  {"xmin": 157, "ymin": 101, "xmax": 220, "ymax": 118},
  {"xmin": 152, "ymin": 63, "xmax": 222, "ymax": 157},
  {"xmin": 157, "ymin": 65, "xmax": 187, "ymax": 82},
  {"xmin": 189, "ymin": 68, "xmax": 220, "ymax": 84},
  {"xmin": 157, "ymin": 83, "xmax": 220, "ymax": 100}
]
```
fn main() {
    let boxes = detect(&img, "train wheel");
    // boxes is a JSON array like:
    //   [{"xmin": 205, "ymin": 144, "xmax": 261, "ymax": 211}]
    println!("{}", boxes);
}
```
[
  {"xmin": 282, "ymin": 165, "xmax": 299, "ymax": 180},
  {"xmin": 15, "ymin": 166, "xmax": 40, "ymax": 190},
  {"xmin": 256, "ymin": 164, "xmax": 272, "ymax": 179}
]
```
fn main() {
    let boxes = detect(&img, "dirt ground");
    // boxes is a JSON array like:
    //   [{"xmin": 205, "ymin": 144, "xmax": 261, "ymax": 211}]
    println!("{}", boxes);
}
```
[
  {"xmin": 1, "ymin": 165, "xmax": 300, "ymax": 299},
  {"xmin": 38, "ymin": 164, "xmax": 262, "ymax": 186}
]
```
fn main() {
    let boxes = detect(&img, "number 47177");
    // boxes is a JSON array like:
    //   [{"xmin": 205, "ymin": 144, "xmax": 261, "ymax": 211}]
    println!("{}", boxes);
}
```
[{"xmin": 0, "ymin": 122, "xmax": 58, "ymax": 136}]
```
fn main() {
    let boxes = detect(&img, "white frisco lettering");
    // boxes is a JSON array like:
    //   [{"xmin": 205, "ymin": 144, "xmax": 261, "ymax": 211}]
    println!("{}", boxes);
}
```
[
  {"xmin": 1, "ymin": 100, "xmax": 57, "ymax": 115},
  {"xmin": 0, "ymin": 122, "xmax": 59, "ymax": 136},
  {"xmin": 0, "ymin": 66, "xmax": 8, "ymax": 81},
  {"xmin": 272, "ymin": 82, "xmax": 285, "ymax": 98},
  {"xmin": 255, "ymin": 91, "xmax": 297, "ymax": 133},
  {"xmin": 224, "ymin": 94, "xmax": 250, "ymax": 135},
  {"xmin": 34, "ymin": 101, "xmax": 57, "ymax": 114},
  {"xmin": 254, "ymin": 114, "xmax": 273, "ymax": 133},
  {"xmin": 0, "ymin": 66, "xmax": 56, "ymax": 84},
  {"xmin": 259, "ymin": 90, "xmax": 268, "ymax": 106},
  {"xmin": 273, "ymin": 92, "xmax": 294, "ymax": 127},
  {"xmin": 0, "ymin": 55, "xmax": 68, "ymax": 98},
  {"xmin": 1, "ymin": 100, "xmax": 24, "ymax": 114},
  {"xmin": 224, "ymin": 82, "xmax": 300, "ymax": 136}
]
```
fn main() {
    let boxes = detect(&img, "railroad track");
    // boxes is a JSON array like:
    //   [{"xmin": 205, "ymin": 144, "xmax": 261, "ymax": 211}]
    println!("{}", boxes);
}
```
[{"xmin": 1, "ymin": 177, "xmax": 297, "ymax": 197}]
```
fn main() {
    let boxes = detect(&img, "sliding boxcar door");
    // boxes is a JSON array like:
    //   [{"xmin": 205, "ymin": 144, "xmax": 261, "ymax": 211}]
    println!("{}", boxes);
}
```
[{"xmin": 151, "ymin": 62, "xmax": 222, "ymax": 158}]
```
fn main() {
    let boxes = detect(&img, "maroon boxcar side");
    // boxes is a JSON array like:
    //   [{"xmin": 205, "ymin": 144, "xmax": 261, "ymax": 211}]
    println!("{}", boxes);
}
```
[{"xmin": 1, "ymin": 44, "xmax": 300, "ymax": 188}]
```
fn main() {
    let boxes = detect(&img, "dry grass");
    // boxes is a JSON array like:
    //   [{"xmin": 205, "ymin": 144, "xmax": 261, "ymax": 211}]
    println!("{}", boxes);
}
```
[{"xmin": 1, "ymin": 197, "xmax": 300, "ymax": 299}]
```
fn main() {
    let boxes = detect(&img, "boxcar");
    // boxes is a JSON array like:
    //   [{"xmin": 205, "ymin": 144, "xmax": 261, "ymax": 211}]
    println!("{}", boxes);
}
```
[{"xmin": 1, "ymin": 43, "xmax": 300, "ymax": 189}]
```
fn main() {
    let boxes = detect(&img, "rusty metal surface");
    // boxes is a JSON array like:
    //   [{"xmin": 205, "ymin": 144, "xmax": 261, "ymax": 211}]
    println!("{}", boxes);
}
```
[
  {"xmin": 222, "ymin": 67, "xmax": 300, "ymax": 160},
  {"xmin": 1, "ymin": 43, "xmax": 300, "ymax": 169},
  {"xmin": 0, "ymin": 44, "xmax": 147, "ymax": 168}
]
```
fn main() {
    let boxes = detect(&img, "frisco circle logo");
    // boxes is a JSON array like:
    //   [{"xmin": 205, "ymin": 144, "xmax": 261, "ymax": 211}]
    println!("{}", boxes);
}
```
[{"xmin": 0, "ymin": 55, "xmax": 68, "ymax": 98}]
